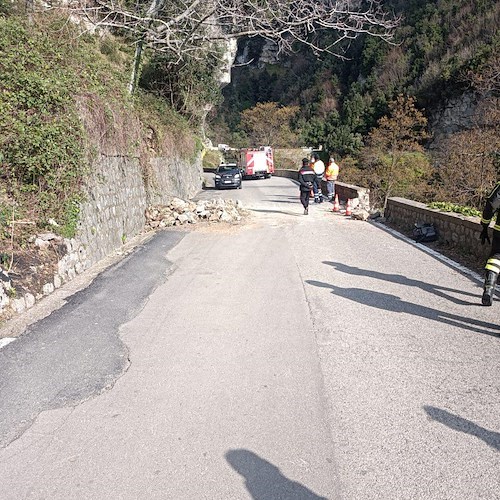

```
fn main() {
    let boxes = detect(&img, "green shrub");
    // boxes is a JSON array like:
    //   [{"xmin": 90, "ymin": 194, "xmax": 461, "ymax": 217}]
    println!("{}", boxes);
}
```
[
  {"xmin": 202, "ymin": 149, "xmax": 222, "ymax": 170},
  {"xmin": 0, "ymin": 14, "xmax": 137, "ymax": 239},
  {"xmin": 427, "ymin": 201, "xmax": 481, "ymax": 218},
  {"xmin": 0, "ymin": 17, "xmax": 87, "ymax": 234}
]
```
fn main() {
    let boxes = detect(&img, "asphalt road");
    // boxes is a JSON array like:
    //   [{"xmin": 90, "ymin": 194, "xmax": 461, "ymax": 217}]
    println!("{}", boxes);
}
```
[{"xmin": 0, "ymin": 175, "xmax": 499, "ymax": 499}]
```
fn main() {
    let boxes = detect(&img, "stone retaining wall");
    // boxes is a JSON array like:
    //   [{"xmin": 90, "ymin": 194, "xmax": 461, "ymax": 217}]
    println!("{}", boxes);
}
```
[
  {"xmin": 0, "ymin": 153, "xmax": 203, "ymax": 319},
  {"xmin": 385, "ymin": 197, "xmax": 490, "ymax": 262},
  {"xmin": 76, "ymin": 156, "xmax": 147, "ymax": 268},
  {"xmin": 78, "ymin": 154, "xmax": 202, "ymax": 268}
]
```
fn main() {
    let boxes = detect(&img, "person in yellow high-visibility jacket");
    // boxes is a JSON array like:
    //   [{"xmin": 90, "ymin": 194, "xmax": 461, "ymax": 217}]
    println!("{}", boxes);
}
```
[
  {"xmin": 324, "ymin": 157, "xmax": 340, "ymax": 202},
  {"xmin": 479, "ymin": 181, "xmax": 500, "ymax": 305}
]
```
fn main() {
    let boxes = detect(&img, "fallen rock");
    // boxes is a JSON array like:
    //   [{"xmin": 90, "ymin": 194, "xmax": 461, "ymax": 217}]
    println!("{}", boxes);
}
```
[
  {"xmin": 177, "ymin": 213, "xmax": 190, "ymax": 224},
  {"xmin": 145, "ymin": 197, "xmax": 247, "ymax": 229},
  {"xmin": 34, "ymin": 238, "xmax": 51, "ymax": 250},
  {"xmin": 351, "ymin": 208, "xmax": 370, "ymax": 221}
]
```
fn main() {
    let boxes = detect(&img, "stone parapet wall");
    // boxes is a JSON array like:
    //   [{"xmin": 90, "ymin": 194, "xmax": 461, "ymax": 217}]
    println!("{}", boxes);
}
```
[
  {"xmin": 272, "ymin": 169, "xmax": 299, "ymax": 181},
  {"xmin": 273, "ymin": 170, "xmax": 371, "ymax": 209},
  {"xmin": 334, "ymin": 182, "xmax": 370, "ymax": 210},
  {"xmin": 385, "ymin": 197, "xmax": 490, "ymax": 261}
]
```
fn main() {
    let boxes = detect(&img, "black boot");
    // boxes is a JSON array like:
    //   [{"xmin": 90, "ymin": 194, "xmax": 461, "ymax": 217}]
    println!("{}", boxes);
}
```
[{"xmin": 482, "ymin": 270, "xmax": 498, "ymax": 306}]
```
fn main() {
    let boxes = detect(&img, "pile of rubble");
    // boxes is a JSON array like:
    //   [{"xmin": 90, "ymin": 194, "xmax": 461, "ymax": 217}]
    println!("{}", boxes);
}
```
[{"xmin": 145, "ymin": 197, "xmax": 247, "ymax": 229}]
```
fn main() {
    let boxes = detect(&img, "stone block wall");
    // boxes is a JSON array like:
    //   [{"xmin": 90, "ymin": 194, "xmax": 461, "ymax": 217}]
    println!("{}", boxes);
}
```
[
  {"xmin": 385, "ymin": 197, "xmax": 490, "ymax": 262},
  {"xmin": 77, "ymin": 156, "xmax": 147, "ymax": 267},
  {"xmin": 0, "ymin": 153, "xmax": 203, "ymax": 319},
  {"xmin": 148, "ymin": 156, "xmax": 203, "ymax": 205},
  {"xmin": 334, "ymin": 182, "xmax": 371, "ymax": 210},
  {"xmin": 78, "ymin": 154, "xmax": 203, "ymax": 268}
]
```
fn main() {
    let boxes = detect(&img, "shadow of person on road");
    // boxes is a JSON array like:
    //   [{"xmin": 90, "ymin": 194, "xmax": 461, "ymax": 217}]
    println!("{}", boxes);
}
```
[
  {"xmin": 250, "ymin": 209, "xmax": 302, "ymax": 217},
  {"xmin": 306, "ymin": 280, "xmax": 500, "ymax": 338},
  {"xmin": 267, "ymin": 199, "xmax": 302, "ymax": 204},
  {"xmin": 323, "ymin": 261, "xmax": 479, "ymax": 306},
  {"xmin": 424, "ymin": 406, "xmax": 500, "ymax": 451},
  {"xmin": 270, "ymin": 194, "xmax": 302, "ymax": 200},
  {"xmin": 225, "ymin": 449, "xmax": 329, "ymax": 500}
]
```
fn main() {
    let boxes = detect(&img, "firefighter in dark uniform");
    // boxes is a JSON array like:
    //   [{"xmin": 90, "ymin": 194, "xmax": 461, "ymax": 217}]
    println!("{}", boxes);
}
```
[
  {"xmin": 298, "ymin": 157, "xmax": 316, "ymax": 215},
  {"xmin": 480, "ymin": 181, "xmax": 500, "ymax": 305}
]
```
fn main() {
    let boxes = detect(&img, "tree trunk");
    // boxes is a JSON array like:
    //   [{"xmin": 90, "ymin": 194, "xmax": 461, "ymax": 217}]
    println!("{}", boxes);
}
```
[
  {"xmin": 129, "ymin": 41, "xmax": 144, "ymax": 95},
  {"xmin": 128, "ymin": 0, "xmax": 165, "ymax": 94}
]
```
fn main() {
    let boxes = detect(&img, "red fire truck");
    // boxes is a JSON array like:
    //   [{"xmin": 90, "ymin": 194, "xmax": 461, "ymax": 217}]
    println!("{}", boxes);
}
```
[{"xmin": 238, "ymin": 147, "xmax": 274, "ymax": 179}]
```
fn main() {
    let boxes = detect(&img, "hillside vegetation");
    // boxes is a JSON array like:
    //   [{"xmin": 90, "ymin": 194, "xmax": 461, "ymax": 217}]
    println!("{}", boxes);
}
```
[{"xmin": 0, "ymin": 10, "xmax": 198, "ymax": 272}]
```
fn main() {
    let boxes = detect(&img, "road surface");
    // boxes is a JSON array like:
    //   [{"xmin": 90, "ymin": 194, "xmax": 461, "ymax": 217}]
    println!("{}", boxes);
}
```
[{"xmin": 0, "ymin": 175, "xmax": 499, "ymax": 499}]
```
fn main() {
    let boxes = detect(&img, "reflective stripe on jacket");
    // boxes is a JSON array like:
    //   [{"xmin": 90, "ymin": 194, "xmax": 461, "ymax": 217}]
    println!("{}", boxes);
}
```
[
  {"xmin": 481, "ymin": 182, "xmax": 500, "ymax": 231},
  {"xmin": 298, "ymin": 166, "xmax": 316, "ymax": 191}
]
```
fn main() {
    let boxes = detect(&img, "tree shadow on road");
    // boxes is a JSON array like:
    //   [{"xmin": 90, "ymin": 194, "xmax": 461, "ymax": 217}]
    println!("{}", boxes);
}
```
[
  {"xmin": 323, "ymin": 261, "xmax": 480, "ymax": 306},
  {"xmin": 226, "ymin": 449, "xmax": 330, "ymax": 500},
  {"xmin": 424, "ymin": 406, "xmax": 500, "ymax": 451},
  {"xmin": 306, "ymin": 280, "xmax": 500, "ymax": 338}
]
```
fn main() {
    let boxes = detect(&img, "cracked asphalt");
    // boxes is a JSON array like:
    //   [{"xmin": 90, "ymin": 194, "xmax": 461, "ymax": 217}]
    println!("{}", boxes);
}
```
[{"xmin": 0, "ymin": 230, "xmax": 185, "ymax": 448}]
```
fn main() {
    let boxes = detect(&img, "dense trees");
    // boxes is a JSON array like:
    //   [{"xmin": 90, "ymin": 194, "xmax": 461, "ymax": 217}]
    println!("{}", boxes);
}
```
[
  {"xmin": 433, "ymin": 45, "xmax": 500, "ymax": 208},
  {"xmin": 361, "ymin": 95, "xmax": 431, "ymax": 209},
  {"xmin": 240, "ymin": 102, "xmax": 299, "ymax": 147}
]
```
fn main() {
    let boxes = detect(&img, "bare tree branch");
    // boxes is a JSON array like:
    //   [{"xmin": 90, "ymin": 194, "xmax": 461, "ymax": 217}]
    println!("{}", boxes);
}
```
[{"xmin": 74, "ymin": 0, "xmax": 399, "ymax": 62}]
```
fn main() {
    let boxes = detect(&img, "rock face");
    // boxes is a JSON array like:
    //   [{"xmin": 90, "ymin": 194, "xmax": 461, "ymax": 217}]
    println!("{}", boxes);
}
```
[
  {"xmin": 218, "ymin": 38, "xmax": 238, "ymax": 85},
  {"xmin": 145, "ymin": 197, "xmax": 247, "ymax": 229},
  {"xmin": 258, "ymin": 39, "xmax": 280, "ymax": 66},
  {"xmin": 235, "ymin": 38, "xmax": 280, "ymax": 68},
  {"xmin": 429, "ymin": 91, "xmax": 480, "ymax": 146}
]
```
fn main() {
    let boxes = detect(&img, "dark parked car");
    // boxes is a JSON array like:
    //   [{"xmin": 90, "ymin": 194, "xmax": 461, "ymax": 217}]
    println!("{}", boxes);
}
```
[{"xmin": 214, "ymin": 163, "xmax": 242, "ymax": 189}]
